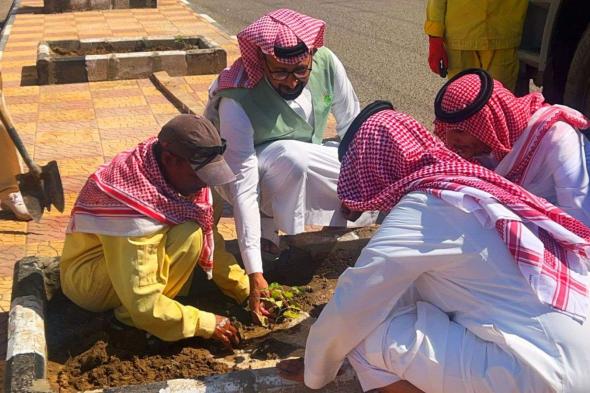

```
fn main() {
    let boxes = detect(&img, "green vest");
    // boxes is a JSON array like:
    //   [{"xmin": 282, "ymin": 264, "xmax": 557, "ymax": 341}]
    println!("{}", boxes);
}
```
[{"xmin": 217, "ymin": 47, "xmax": 335, "ymax": 146}]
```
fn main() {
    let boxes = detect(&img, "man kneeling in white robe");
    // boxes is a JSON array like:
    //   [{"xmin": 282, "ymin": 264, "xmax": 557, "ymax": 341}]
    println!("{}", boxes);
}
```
[
  {"xmin": 204, "ymin": 9, "xmax": 375, "ymax": 318},
  {"xmin": 277, "ymin": 105, "xmax": 590, "ymax": 393}
]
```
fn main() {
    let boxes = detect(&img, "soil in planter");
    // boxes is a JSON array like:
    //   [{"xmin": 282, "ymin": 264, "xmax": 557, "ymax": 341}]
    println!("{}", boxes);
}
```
[
  {"xmin": 46, "ymin": 238, "xmax": 367, "ymax": 392},
  {"xmin": 51, "ymin": 41, "xmax": 201, "ymax": 57}
]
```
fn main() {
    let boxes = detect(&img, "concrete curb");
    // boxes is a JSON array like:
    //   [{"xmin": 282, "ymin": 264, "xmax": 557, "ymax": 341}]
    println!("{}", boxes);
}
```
[
  {"xmin": 37, "ymin": 36, "xmax": 226, "ymax": 84},
  {"xmin": 5, "ymin": 257, "xmax": 50, "ymax": 393},
  {"xmin": 150, "ymin": 70, "xmax": 200, "ymax": 114}
]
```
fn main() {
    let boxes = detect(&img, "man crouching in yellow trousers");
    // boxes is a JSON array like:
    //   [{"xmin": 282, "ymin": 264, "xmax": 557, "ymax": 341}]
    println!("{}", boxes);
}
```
[{"xmin": 60, "ymin": 114, "xmax": 248, "ymax": 347}]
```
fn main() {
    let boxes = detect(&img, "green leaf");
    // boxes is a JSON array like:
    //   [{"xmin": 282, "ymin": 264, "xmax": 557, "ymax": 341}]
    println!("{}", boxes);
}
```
[
  {"xmin": 271, "ymin": 289, "xmax": 283, "ymax": 299},
  {"xmin": 282, "ymin": 310, "xmax": 301, "ymax": 319}
]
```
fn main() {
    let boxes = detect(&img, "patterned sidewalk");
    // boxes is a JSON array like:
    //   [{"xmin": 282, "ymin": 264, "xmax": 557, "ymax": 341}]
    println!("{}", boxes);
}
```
[{"xmin": 0, "ymin": 0, "xmax": 242, "ymax": 381}]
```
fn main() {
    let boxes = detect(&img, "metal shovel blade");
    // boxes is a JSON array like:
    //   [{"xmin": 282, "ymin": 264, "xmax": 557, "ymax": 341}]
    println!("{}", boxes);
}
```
[{"xmin": 16, "ymin": 160, "xmax": 65, "ymax": 222}]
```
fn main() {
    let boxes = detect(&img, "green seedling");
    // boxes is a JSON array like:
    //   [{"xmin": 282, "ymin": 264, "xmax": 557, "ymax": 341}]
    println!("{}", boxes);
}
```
[{"xmin": 251, "ymin": 282, "xmax": 304, "ymax": 327}]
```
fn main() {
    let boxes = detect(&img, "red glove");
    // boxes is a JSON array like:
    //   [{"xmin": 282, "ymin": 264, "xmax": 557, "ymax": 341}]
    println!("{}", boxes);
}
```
[{"xmin": 428, "ymin": 36, "xmax": 448, "ymax": 76}]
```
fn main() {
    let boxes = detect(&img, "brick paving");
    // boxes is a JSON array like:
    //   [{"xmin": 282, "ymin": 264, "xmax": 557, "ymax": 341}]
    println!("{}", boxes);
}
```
[
  {"xmin": 0, "ymin": 0, "xmax": 241, "ymax": 373},
  {"xmin": 0, "ymin": 0, "xmax": 338, "ymax": 380}
]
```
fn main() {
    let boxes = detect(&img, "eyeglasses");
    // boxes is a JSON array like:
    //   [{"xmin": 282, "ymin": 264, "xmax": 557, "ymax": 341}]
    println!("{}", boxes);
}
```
[
  {"xmin": 162, "ymin": 139, "xmax": 227, "ymax": 171},
  {"xmin": 188, "ymin": 139, "xmax": 227, "ymax": 171},
  {"xmin": 264, "ymin": 59, "xmax": 312, "ymax": 82}
]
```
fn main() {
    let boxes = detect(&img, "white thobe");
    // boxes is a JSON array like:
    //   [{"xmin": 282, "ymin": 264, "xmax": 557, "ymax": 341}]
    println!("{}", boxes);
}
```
[
  {"xmin": 495, "ymin": 107, "xmax": 590, "ymax": 227},
  {"xmin": 304, "ymin": 192, "xmax": 590, "ymax": 393},
  {"xmin": 210, "ymin": 48, "xmax": 372, "ymax": 275}
]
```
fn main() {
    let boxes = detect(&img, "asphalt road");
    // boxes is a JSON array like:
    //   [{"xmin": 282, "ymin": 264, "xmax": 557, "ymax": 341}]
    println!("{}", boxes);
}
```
[{"xmin": 188, "ymin": 0, "xmax": 445, "ymax": 127}]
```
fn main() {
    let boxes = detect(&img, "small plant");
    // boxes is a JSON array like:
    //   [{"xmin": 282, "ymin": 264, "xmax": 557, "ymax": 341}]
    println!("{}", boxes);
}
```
[{"xmin": 254, "ymin": 283, "xmax": 304, "ymax": 327}]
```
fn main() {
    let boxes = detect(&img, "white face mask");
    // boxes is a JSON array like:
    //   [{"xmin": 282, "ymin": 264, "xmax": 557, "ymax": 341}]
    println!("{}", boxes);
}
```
[{"xmin": 473, "ymin": 152, "xmax": 499, "ymax": 170}]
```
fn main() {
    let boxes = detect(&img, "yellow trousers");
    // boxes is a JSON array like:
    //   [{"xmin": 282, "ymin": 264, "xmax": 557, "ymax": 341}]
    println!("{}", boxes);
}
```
[
  {"xmin": 0, "ymin": 123, "xmax": 21, "ymax": 200},
  {"xmin": 61, "ymin": 196, "xmax": 249, "ymax": 341},
  {"xmin": 447, "ymin": 47, "xmax": 519, "ymax": 92}
]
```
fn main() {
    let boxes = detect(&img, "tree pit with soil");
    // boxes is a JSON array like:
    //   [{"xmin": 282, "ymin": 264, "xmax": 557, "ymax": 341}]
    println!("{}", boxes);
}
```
[{"xmin": 46, "ymin": 239, "xmax": 367, "ymax": 392}]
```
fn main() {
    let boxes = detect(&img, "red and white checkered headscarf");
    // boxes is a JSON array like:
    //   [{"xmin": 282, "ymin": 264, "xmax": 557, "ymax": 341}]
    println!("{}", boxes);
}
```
[
  {"xmin": 434, "ymin": 74, "xmax": 589, "ymax": 163},
  {"xmin": 71, "ymin": 138, "xmax": 215, "ymax": 277},
  {"xmin": 216, "ymin": 8, "xmax": 325, "ymax": 91},
  {"xmin": 339, "ymin": 109, "xmax": 590, "ymax": 320}
]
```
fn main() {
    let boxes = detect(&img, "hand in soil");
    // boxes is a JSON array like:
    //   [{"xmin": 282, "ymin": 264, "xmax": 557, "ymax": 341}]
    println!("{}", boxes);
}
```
[
  {"xmin": 249, "ymin": 273, "xmax": 271, "ymax": 325},
  {"xmin": 277, "ymin": 357, "xmax": 305, "ymax": 383},
  {"xmin": 211, "ymin": 315, "xmax": 240, "ymax": 349}
]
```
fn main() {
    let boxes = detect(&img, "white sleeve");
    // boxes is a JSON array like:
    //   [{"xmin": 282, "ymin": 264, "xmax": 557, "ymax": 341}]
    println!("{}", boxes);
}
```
[
  {"xmin": 547, "ymin": 123, "xmax": 590, "ymax": 225},
  {"xmin": 217, "ymin": 97, "xmax": 263, "ymax": 274},
  {"xmin": 303, "ymin": 194, "xmax": 471, "ymax": 389},
  {"xmin": 327, "ymin": 49, "xmax": 360, "ymax": 138}
]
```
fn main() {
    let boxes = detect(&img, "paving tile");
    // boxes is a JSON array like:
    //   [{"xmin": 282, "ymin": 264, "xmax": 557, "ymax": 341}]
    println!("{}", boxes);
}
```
[
  {"xmin": 97, "ymin": 114, "xmax": 157, "ymax": 129},
  {"xmin": 75, "ymin": 23, "xmax": 110, "ymax": 30},
  {"xmin": 52, "ymin": 156, "xmax": 104, "ymax": 176},
  {"xmin": 38, "ymin": 108, "xmax": 96, "ymax": 122},
  {"xmin": 99, "ymin": 126, "xmax": 159, "ymax": 140},
  {"xmin": 26, "ymin": 215, "xmax": 70, "ymax": 243},
  {"xmin": 25, "ymin": 240, "xmax": 65, "ymax": 258},
  {"xmin": 37, "ymin": 120, "xmax": 97, "ymax": 133},
  {"xmin": 153, "ymin": 113, "xmax": 179, "ymax": 126},
  {"xmin": 0, "ymin": 60, "xmax": 35, "ymax": 69},
  {"xmin": 14, "ymin": 130, "xmax": 35, "ymax": 147},
  {"xmin": 93, "ymin": 95, "xmax": 147, "ymax": 109},
  {"xmin": 4, "ymin": 41, "xmax": 40, "ymax": 49},
  {"xmin": 4, "ymin": 103, "xmax": 38, "ymax": 114},
  {"xmin": 34, "ymin": 139, "xmax": 102, "ymax": 161},
  {"xmin": 3, "ymin": 80, "xmax": 26, "ymax": 88},
  {"xmin": 0, "ymin": 245, "xmax": 25, "ymax": 269},
  {"xmin": 1, "ymin": 68, "xmax": 24, "ymax": 79},
  {"xmin": 36, "ymin": 129, "xmax": 100, "ymax": 144},
  {"xmin": 3, "ymin": 87, "xmax": 40, "ymax": 98},
  {"xmin": 102, "ymin": 137, "xmax": 146, "ymax": 157},
  {"xmin": 89, "ymin": 80, "xmax": 139, "ymax": 90},
  {"xmin": 61, "ymin": 175, "xmax": 91, "ymax": 194},
  {"xmin": 38, "ymin": 100, "xmax": 94, "ymax": 111},
  {"xmin": 141, "ymin": 85, "xmax": 161, "ymax": 96},
  {"xmin": 11, "ymin": 121, "xmax": 36, "ymax": 134},
  {"xmin": 145, "ymin": 94, "xmax": 171, "ymax": 104},
  {"xmin": 90, "ymin": 88, "xmax": 145, "ymax": 99},
  {"xmin": 11, "ymin": 112, "xmax": 38, "ymax": 123},
  {"xmin": 0, "ymin": 263, "xmax": 18, "ymax": 282},
  {"xmin": 79, "ymin": 32, "xmax": 114, "ymax": 39},
  {"xmin": 0, "ymin": 281, "xmax": 14, "ymax": 311},
  {"xmin": 42, "ymin": 83, "xmax": 90, "ymax": 93},
  {"xmin": 0, "ymin": 229, "xmax": 26, "ymax": 246},
  {"xmin": 149, "ymin": 102, "xmax": 179, "ymax": 115},
  {"xmin": 39, "ymin": 90, "xmax": 92, "ymax": 102},
  {"xmin": 0, "ymin": 220, "xmax": 27, "ymax": 234},
  {"xmin": 44, "ymin": 33, "xmax": 79, "ymax": 40},
  {"xmin": 94, "ymin": 105, "xmax": 152, "ymax": 118}
]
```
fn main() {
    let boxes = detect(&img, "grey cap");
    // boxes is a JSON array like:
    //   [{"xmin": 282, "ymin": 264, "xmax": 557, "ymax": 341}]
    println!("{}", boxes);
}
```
[{"xmin": 158, "ymin": 114, "xmax": 236, "ymax": 186}]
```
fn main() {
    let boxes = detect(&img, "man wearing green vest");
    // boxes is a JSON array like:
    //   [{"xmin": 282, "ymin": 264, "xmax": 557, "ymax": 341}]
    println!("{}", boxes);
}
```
[{"xmin": 205, "ymin": 9, "xmax": 375, "ymax": 319}]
